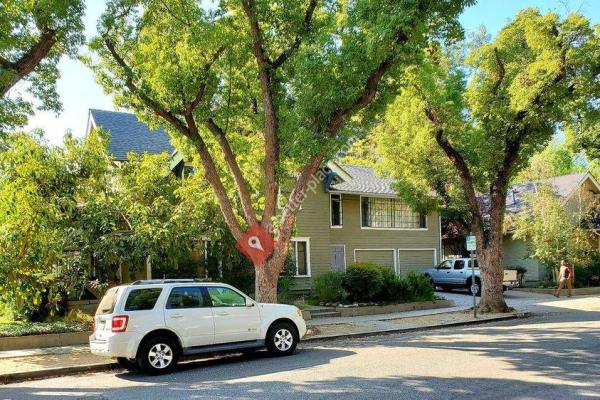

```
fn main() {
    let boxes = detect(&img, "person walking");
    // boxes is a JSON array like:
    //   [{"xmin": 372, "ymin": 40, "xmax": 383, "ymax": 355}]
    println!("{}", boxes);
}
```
[{"xmin": 554, "ymin": 259, "xmax": 573, "ymax": 298}]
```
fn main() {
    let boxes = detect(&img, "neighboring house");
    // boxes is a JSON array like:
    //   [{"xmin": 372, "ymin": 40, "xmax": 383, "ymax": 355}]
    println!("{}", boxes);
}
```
[
  {"xmin": 87, "ymin": 109, "xmax": 174, "ymax": 162},
  {"xmin": 87, "ymin": 109, "xmax": 442, "ymax": 289},
  {"xmin": 501, "ymin": 172, "xmax": 600, "ymax": 282}
]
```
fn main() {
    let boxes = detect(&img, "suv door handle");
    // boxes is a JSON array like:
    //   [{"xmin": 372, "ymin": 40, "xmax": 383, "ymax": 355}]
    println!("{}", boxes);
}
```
[
  {"xmin": 215, "ymin": 311, "xmax": 229, "ymax": 316},
  {"xmin": 170, "ymin": 314, "xmax": 184, "ymax": 319}
]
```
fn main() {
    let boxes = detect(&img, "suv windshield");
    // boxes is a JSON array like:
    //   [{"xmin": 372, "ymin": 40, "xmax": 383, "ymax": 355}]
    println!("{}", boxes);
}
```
[{"xmin": 96, "ymin": 287, "xmax": 119, "ymax": 315}]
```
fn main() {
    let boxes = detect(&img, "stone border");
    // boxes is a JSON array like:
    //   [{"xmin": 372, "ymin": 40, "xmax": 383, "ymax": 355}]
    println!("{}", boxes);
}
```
[
  {"xmin": 302, "ymin": 299, "xmax": 454, "ymax": 320},
  {"xmin": 514, "ymin": 287, "xmax": 600, "ymax": 296},
  {"xmin": 0, "ymin": 331, "xmax": 91, "ymax": 351}
]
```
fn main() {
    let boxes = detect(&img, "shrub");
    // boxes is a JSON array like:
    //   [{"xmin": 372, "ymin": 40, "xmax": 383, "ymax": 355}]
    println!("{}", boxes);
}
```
[
  {"xmin": 343, "ymin": 263, "xmax": 384, "ymax": 302},
  {"xmin": 377, "ymin": 267, "xmax": 410, "ymax": 302},
  {"xmin": 405, "ymin": 272, "xmax": 435, "ymax": 301},
  {"xmin": 314, "ymin": 272, "xmax": 346, "ymax": 303}
]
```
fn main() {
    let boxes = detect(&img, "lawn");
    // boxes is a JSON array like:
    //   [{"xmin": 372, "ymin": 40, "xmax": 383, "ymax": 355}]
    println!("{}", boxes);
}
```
[{"xmin": 0, "ymin": 304, "xmax": 93, "ymax": 337}]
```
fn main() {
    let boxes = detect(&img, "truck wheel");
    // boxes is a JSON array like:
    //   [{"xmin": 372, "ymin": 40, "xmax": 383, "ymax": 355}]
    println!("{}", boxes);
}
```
[
  {"xmin": 266, "ymin": 322, "xmax": 298, "ymax": 356},
  {"xmin": 137, "ymin": 335, "xmax": 180, "ymax": 374}
]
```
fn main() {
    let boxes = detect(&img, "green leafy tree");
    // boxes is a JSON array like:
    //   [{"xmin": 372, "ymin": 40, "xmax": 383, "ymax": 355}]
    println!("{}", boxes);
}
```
[
  {"xmin": 375, "ymin": 10, "xmax": 600, "ymax": 312},
  {"xmin": 87, "ymin": 0, "xmax": 472, "ymax": 302},
  {"xmin": 512, "ymin": 185, "xmax": 594, "ymax": 279},
  {"xmin": 515, "ymin": 142, "xmax": 583, "ymax": 183},
  {"xmin": 0, "ymin": 0, "xmax": 85, "ymax": 132}
]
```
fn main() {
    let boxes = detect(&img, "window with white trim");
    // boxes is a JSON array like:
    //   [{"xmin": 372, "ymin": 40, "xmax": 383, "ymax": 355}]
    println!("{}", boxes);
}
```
[
  {"xmin": 361, "ymin": 197, "xmax": 426, "ymax": 229},
  {"xmin": 330, "ymin": 193, "xmax": 343, "ymax": 227},
  {"xmin": 292, "ymin": 239, "xmax": 310, "ymax": 276}
]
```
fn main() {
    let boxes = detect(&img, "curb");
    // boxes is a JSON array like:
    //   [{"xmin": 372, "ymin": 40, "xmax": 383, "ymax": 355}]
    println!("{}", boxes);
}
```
[
  {"xmin": 0, "ymin": 362, "xmax": 118, "ymax": 385},
  {"xmin": 303, "ymin": 312, "xmax": 532, "ymax": 343}
]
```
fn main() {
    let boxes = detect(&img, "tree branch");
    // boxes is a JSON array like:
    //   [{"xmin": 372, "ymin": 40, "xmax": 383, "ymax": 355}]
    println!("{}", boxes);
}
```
[
  {"xmin": 240, "ymin": 0, "xmax": 280, "ymax": 227},
  {"xmin": 270, "ymin": 0, "xmax": 318, "ymax": 69},
  {"xmin": 325, "ymin": 30, "xmax": 409, "ymax": 136},
  {"xmin": 491, "ymin": 47, "xmax": 505, "ymax": 95},
  {"xmin": 0, "ymin": 30, "xmax": 57, "ymax": 97},
  {"xmin": 425, "ymin": 109, "xmax": 485, "ymax": 237},
  {"xmin": 188, "ymin": 46, "xmax": 225, "ymax": 112},
  {"xmin": 205, "ymin": 117, "xmax": 258, "ymax": 225},
  {"xmin": 103, "ymin": 37, "xmax": 244, "ymax": 239}
]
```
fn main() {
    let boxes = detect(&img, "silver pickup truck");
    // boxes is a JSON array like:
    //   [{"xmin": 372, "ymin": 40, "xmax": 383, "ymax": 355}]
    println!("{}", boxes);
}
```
[{"xmin": 423, "ymin": 258, "xmax": 518, "ymax": 296}]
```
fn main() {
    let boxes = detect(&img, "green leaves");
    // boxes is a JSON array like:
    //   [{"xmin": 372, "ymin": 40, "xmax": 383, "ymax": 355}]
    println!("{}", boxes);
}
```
[{"xmin": 0, "ymin": 0, "xmax": 85, "ymax": 133}]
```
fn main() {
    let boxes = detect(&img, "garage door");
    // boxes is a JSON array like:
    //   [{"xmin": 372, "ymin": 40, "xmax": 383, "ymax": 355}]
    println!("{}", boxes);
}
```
[
  {"xmin": 397, "ymin": 249, "xmax": 436, "ymax": 276},
  {"xmin": 354, "ymin": 249, "xmax": 395, "ymax": 270}
]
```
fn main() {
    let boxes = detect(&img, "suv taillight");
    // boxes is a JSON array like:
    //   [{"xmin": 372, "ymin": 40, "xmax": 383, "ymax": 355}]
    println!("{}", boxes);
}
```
[{"xmin": 112, "ymin": 315, "xmax": 129, "ymax": 332}]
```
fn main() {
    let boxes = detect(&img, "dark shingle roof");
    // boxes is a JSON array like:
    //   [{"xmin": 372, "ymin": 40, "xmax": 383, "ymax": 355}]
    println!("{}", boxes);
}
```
[
  {"xmin": 480, "ymin": 172, "xmax": 589, "ymax": 216},
  {"xmin": 330, "ymin": 164, "xmax": 396, "ymax": 195},
  {"xmin": 89, "ymin": 109, "xmax": 174, "ymax": 161}
]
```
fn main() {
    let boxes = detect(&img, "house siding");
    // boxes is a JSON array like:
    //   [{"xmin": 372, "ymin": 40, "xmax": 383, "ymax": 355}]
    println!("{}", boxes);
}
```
[
  {"xmin": 502, "ymin": 236, "xmax": 545, "ymax": 281},
  {"xmin": 294, "ymin": 190, "xmax": 441, "ymax": 290}
]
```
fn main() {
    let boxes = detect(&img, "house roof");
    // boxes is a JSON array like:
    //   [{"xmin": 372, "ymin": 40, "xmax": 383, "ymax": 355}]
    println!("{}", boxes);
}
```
[
  {"xmin": 330, "ymin": 164, "xmax": 396, "ymax": 196},
  {"xmin": 490, "ymin": 172, "xmax": 596, "ymax": 215},
  {"xmin": 88, "ymin": 109, "xmax": 174, "ymax": 161}
]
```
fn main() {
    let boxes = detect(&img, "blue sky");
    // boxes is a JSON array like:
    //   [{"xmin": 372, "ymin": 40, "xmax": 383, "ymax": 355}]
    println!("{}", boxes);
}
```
[{"xmin": 24, "ymin": 0, "xmax": 600, "ymax": 145}]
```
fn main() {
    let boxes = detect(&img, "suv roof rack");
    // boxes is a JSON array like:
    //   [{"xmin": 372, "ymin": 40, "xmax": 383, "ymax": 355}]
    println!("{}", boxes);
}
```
[{"xmin": 131, "ymin": 278, "xmax": 209, "ymax": 285}]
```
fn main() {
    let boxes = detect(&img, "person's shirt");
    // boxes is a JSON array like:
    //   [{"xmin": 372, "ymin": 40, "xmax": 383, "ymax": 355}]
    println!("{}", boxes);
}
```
[{"xmin": 559, "ymin": 265, "xmax": 569, "ymax": 280}]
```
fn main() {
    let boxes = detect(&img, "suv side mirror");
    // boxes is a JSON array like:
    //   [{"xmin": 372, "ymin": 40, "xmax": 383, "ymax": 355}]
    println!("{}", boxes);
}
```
[{"xmin": 245, "ymin": 298, "xmax": 254, "ymax": 307}]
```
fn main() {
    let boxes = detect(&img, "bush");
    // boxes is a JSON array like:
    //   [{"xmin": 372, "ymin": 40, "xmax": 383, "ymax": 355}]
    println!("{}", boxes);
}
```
[
  {"xmin": 405, "ymin": 272, "xmax": 435, "ymax": 301},
  {"xmin": 377, "ymin": 267, "xmax": 410, "ymax": 302},
  {"xmin": 314, "ymin": 272, "xmax": 346, "ymax": 303},
  {"xmin": 343, "ymin": 263, "xmax": 384, "ymax": 302}
]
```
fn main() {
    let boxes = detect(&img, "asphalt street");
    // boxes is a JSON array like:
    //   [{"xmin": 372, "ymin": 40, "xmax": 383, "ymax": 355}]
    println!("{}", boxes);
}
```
[{"xmin": 2, "ymin": 293, "xmax": 599, "ymax": 400}]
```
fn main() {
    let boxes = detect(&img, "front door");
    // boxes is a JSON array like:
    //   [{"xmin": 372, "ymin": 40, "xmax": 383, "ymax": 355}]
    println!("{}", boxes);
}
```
[
  {"xmin": 448, "ymin": 259, "xmax": 466, "ymax": 284},
  {"xmin": 434, "ymin": 260, "xmax": 453, "ymax": 284},
  {"xmin": 164, "ymin": 286, "xmax": 214, "ymax": 348},
  {"xmin": 330, "ymin": 245, "xmax": 346, "ymax": 272},
  {"xmin": 207, "ymin": 286, "xmax": 261, "ymax": 344}
]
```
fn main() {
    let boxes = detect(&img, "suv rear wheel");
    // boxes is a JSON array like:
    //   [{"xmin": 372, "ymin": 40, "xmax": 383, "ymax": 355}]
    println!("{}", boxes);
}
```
[
  {"xmin": 266, "ymin": 322, "xmax": 298, "ymax": 356},
  {"xmin": 137, "ymin": 335, "xmax": 180, "ymax": 374}
]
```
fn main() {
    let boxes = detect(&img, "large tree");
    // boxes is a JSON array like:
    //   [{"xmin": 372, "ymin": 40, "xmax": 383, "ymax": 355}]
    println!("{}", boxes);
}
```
[
  {"xmin": 375, "ymin": 10, "xmax": 600, "ymax": 312},
  {"xmin": 0, "ymin": 0, "xmax": 84, "ymax": 132},
  {"xmin": 87, "ymin": 0, "xmax": 473, "ymax": 302}
]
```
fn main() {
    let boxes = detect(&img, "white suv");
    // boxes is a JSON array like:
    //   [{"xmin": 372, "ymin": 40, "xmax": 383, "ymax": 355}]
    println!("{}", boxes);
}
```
[{"xmin": 89, "ymin": 279, "xmax": 307, "ymax": 374}]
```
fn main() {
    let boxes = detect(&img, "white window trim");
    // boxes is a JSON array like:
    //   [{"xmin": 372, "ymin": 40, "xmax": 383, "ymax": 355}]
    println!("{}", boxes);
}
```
[
  {"xmin": 330, "ymin": 244, "xmax": 347, "ymax": 271},
  {"xmin": 330, "ymin": 192, "xmax": 343, "ymax": 228},
  {"xmin": 291, "ymin": 237, "xmax": 311, "ymax": 277},
  {"xmin": 396, "ymin": 248, "xmax": 437, "ymax": 276},
  {"xmin": 359, "ymin": 195, "xmax": 428, "ymax": 231},
  {"xmin": 353, "ymin": 248, "xmax": 397, "ymax": 274}
]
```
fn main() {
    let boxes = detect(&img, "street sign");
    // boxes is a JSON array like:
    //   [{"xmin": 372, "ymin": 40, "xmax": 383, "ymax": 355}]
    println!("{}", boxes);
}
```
[{"xmin": 466, "ymin": 235, "xmax": 476, "ymax": 251}]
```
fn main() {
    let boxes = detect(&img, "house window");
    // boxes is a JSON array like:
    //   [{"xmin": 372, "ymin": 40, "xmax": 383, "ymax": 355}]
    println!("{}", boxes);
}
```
[
  {"xmin": 292, "ymin": 238, "xmax": 310, "ymax": 277},
  {"xmin": 361, "ymin": 197, "xmax": 426, "ymax": 229},
  {"xmin": 330, "ymin": 193, "xmax": 343, "ymax": 227}
]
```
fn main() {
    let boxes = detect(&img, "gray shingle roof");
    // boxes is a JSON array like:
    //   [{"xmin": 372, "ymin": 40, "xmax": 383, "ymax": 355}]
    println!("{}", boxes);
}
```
[
  {"xmin": 89, "ymin": 109, "xmax": 174, "ymax": 161},
  {"xmin": 331, "ymin": 164, "xmax": 396, "ymax": 195},
  {"xmin": 484, "ymin": 172, "xmax": 589, "ymax": 215}
]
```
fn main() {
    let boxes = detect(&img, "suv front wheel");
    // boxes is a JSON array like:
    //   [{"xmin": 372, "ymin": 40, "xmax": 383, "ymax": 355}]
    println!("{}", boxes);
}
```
[
  {"xmin": 266, "ymin": 322, "xmax": 298, "ymax": 356},
  {"xmin": 137, "ymin": 335, "xmax": 180, "ymax": 374}
]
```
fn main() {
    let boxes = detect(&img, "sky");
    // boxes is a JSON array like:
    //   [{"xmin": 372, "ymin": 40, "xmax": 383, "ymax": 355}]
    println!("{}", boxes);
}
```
[{"xmin": 21, "ymin": 0, "xmax": 600, "ymax": 145}]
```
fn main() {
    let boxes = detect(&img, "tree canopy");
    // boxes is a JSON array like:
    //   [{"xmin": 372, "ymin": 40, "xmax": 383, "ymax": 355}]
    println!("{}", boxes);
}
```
[
  {"xmin": 0, "ymin": 0, "xmax": 84, "ymax": 132},
  {"xmin": 375, "ymin": 9, "xmax": 600, "ymax": 311}
]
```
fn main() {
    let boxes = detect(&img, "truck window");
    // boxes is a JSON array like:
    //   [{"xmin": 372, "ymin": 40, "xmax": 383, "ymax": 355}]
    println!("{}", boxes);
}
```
[
  {"xmin": 471, "ymin": 260, "xmax": 479, "ymax": 269},
  {"xmin": 454, "ymin": 260, "xmax": 465, "ymax": 270},
  {"xmin": 124, "ymin": 288, "xmax": 163, "ymax": 311},
  {"xmin": 438, "ymin": 261, "xmax": 452, "ymax": 270}
]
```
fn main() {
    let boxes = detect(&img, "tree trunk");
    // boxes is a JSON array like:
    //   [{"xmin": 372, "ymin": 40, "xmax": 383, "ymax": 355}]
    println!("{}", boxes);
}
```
[
  {"xmin": 476, "ymin": 237, "xmax": 511, "ymax": 313},
  {"xmin": 254, "ymin": 257, "xmax": 281, "ymax": 303}
]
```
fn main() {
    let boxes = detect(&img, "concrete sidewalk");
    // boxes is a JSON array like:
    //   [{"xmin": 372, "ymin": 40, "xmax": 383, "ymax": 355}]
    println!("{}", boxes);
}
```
[{"xmin": 0, "ymin": 307, "xmax": 524, "ymax": 385}]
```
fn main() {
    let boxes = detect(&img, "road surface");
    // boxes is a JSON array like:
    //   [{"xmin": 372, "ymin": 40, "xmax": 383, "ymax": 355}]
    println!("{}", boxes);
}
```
[{"xmin": 2, "ymin": 294, "xmax": 599, "ymax": 399}]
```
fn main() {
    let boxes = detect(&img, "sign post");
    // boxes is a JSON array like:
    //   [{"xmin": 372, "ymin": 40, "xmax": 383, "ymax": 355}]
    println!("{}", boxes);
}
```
[{"xmin": 466, "ymin": 234, "xmax": 477, "ymax": 318}]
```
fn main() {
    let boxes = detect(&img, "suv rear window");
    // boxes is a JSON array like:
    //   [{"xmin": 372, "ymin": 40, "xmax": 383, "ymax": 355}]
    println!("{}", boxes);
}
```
[
  {"xmin": 124, "ymin": 288, "xmax": 163, "ymax": 311},
  {"xmin": 96, "ymin": 287, "xmax": 119, "ymax": 315}
]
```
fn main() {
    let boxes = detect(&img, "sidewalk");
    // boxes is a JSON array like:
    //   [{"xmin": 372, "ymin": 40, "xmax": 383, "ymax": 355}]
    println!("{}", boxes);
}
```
[{"xmin": 0, "ymin": 306, "xmax": 524, "ymax": 384}]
